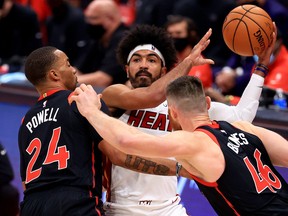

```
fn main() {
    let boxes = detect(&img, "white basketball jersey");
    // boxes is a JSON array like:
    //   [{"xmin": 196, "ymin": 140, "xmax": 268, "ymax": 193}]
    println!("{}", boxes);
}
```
[
  {"xmin": 103, "ymin": 99, "xmax": 251, "ymax": 215},
  {"xmin": 104, "ymin": 101, "xmax": 188, "ymax": 216}
]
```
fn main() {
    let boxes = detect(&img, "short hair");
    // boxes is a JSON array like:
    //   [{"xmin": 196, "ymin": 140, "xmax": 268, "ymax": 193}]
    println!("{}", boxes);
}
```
[
  {"xmin": 166, "ymin": 76, "xmax": 207, "ymax": 113},
  {"xmin": 25, "ymin": 46, "xmax": 58, "ymax": 86},
  {"xmin": 116, "ymin": 24, "xmax": 178, "ymax": 71}
]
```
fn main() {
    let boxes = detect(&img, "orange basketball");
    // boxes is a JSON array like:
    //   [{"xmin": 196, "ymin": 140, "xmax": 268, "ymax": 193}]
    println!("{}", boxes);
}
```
[{"xmin": 222, "ymin": 4, "xmax": 273, "ymax": 56}]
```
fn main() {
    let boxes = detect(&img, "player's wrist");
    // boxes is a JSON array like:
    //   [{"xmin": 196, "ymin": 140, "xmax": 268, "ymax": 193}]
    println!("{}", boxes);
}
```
[
  {"xmin": 185, "ymin": 54, "xmax": 195, "ymax": 66},
  {"xmin": 255, "ymin": 63, "xmax": 269, "ymax": 77}
]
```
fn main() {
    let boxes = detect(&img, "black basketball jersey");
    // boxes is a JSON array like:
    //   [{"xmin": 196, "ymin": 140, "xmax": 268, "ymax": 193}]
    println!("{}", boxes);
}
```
[
  {"xmin": 193, "ymin": 121, "xmax": 288, "ymax": 215},
  {"xmin": 18, "ymin": 90, "xmax": 108, "ymax": 198}
]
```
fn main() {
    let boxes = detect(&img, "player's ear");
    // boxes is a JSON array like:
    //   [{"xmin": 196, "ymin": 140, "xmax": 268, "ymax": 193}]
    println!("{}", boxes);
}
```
[
  {"xmin": 48, "ymin": 69, "xmax": 60, "ymax": 80},
  {"xmin": 168, "ymin": 106, "xmax": 177, "ymax": 119},
  {"xmin": 160, "ymin": 66, "xmax": 167, "ymax": 77},
  {"xmin": 206, "ymin": 96, "xmax": 211, "ymax": 110}
]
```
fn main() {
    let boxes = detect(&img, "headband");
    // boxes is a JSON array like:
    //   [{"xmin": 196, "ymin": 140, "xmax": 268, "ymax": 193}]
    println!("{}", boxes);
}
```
[{"xmin": 127, "ymin": 44, "xmax": 166, "ymax": 66}]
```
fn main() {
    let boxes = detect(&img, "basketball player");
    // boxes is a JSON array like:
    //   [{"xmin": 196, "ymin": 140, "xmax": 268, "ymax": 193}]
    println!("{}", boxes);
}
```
[
  {"xmin": 96, "ymin": 24, "xmax": 276, "ymax": 215},
  {"xmin": 18, "ymin": 46, "xmax": 108, "ymax": 216},
  {"xmin": 70, "ymin": 74, "xmax": 288, "ymax": 215}
]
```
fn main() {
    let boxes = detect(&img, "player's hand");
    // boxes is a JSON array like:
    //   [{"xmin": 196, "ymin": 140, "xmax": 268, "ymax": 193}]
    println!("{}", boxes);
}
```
[
  {"xmin": 257, "ymin": 22, "xmax": 277, "ymax": 66},
  {"xmin": 187, "ymin": 28, "xmax": 215, "ymax": 66},
  {"xmin": 70, "ymin": 84, "xmax": 102, "ymax": 117}
]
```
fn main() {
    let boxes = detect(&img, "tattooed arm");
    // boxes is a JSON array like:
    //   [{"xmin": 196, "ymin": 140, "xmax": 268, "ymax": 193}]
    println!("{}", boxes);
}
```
[{"xmin": 99, "ymin": 140, "xmax": 191, "ymax": 178}]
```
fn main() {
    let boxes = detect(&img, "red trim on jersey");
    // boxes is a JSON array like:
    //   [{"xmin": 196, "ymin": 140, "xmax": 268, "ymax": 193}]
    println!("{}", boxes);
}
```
[
  {"xmin": 38, "ymin": 89, "xmax": 64, "ymax": 101},
  {"xmin": 196, "ymin": 121, "xmax": 220, "ymax": 129},
  {"xmin": 194, "ymin": 121, "xmax": 240, "ymax": 215},
  {"xmin": 103, "ymin": 156, "xmax": 112, "ymax": 202},
  {"xmin": 91, "ymin": 142, "xmax": 103, "ymax": 215},
  {"xmin": 215, "ymin": 187, "xmax": 240, "ymax": 215},
  {"xmin": 190, "ymin": 124, "xmax": 221, "ymax": 186},
  {"xmin": 68, "ymin": 92, "xmax": 75, "ymax": 105},
  {"xmin": 95, "ymin": 208, "xmax": 102, "ymax": 216},
  {"xmin": 91, "ymin": 142, "xmax": 96, "ymax": 189},
  {"xmin": 189, "ymin": 174, "xmax": 240, "ymax": 215},
  {"xmin": 190, "ymin": 173, "xmax": 218, "ymax": 187},
  {"xmin": 94, "ymin": 196, "xmax": 102, "ymax": 215},
  {"xmin": 210, "ymin": 121, "xmax": 220, "ymax": 129}
]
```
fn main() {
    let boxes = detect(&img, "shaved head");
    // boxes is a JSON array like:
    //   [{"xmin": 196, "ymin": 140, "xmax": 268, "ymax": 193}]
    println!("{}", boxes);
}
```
[{"xmin": 85, "ymin": 0, "xmax": 121, "ymax": 20}]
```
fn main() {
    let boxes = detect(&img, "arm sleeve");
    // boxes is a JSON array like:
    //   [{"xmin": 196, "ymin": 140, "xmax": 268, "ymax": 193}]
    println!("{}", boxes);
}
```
[{"xmin": 208, "ymin": 74, "xmax": 264, "ymax": 123}]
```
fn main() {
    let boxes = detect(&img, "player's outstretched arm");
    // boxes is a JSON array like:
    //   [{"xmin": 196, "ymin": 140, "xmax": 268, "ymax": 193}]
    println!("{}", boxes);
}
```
[
  {"xmin": 208, "ymin": 23, "xmax": 277, "ymax": 123},
  {"xmin": 71, "ymin": 84, "xmax": 215, "ymax": 180},
  {"xmin": 208, "ymin": 72, "xmax": 263, "ymax": 122},
  {"xmin": 102, "ymin": 29, "xmax": 214, "ymax": 111},
  {"xmin": 99, "ymin": 140, "xmax": 191, "ymax": 178},
  {"xmin": 70, "ymin": 84, "xmax": 188, "ymax": 158}
]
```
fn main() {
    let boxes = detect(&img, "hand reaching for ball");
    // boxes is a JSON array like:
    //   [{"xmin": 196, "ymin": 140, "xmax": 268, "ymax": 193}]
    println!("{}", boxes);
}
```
[{"xmin": 222, "ymin": 5, "xmax": 274, "ymax": 57}]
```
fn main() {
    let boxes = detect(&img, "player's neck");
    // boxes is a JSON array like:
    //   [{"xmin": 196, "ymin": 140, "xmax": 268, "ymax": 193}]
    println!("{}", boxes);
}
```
[
  {"xmin": 37, "ymin": 84, "xmax": 66, "ymax": 98},
  {"xmin": 181, "ymin": 114, "xmax": 212, "ymax": 131}
]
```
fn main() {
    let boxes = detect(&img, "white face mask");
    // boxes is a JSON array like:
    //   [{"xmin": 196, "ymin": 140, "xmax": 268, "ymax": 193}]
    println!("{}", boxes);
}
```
[{"xmin": 253, "ymin": 54, "xmax": 275, "ymax": 64}]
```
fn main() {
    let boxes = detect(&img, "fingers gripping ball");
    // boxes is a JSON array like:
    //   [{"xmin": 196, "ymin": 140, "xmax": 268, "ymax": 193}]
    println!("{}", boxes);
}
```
[{"xmin": 222, "ymin": 4, "xmax": 273, "ymax": 56}]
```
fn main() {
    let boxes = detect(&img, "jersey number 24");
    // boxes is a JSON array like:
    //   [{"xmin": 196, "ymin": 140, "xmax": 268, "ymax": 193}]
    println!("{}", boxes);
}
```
[{"xmin": 25, "ymin": 127, "xmax": 70, "ymax": 183}]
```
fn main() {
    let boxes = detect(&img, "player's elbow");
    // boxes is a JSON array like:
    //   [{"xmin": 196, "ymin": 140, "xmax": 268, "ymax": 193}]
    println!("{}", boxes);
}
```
[
  {"xmin": 224, "ymin": 101, "xmax": 259, "ymax": 123},
  {"xmin": 237, "ymin": 102, "xmax": 259, "ymax": 122},
  {"xmin": 117, "ymin": 135, "xmax": 135, "ymax": 154}
]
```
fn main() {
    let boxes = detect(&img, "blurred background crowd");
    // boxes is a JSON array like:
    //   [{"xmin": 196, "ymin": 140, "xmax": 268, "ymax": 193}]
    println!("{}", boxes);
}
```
[{"xmin": 0, "ymin": 0, "xmax": 288, "ymax": 107}]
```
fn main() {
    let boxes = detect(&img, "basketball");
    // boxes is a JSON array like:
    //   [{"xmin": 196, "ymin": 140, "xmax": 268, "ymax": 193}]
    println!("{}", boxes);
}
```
[{"xmin": 222, "ymin": 4, "xmax": 273, "ymax": 56}]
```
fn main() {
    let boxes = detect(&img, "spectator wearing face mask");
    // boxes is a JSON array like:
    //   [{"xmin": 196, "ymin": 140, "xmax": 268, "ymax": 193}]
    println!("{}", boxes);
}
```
[
  {"xmin": 173, "ymin": 0, "xmax": 236, "ymax": 73},
  {"xmin": 165, "ymin": 15, "xmax": 212, "ymax": 88},
  {"xmin": 76, "ymin": 0, "xmax": 129, "ymax": 87}
]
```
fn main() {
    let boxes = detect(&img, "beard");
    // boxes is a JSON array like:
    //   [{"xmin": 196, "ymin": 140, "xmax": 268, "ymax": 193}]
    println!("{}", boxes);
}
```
[{"xmin": 129, "ymin": 69, "xmax": 160, "ymax": 88}]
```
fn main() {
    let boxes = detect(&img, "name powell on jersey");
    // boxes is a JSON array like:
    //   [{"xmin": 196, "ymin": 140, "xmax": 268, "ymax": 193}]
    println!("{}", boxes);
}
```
[{"xmin": 26, "ymin": 108, "xmax": 60, "ymax": 133}]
